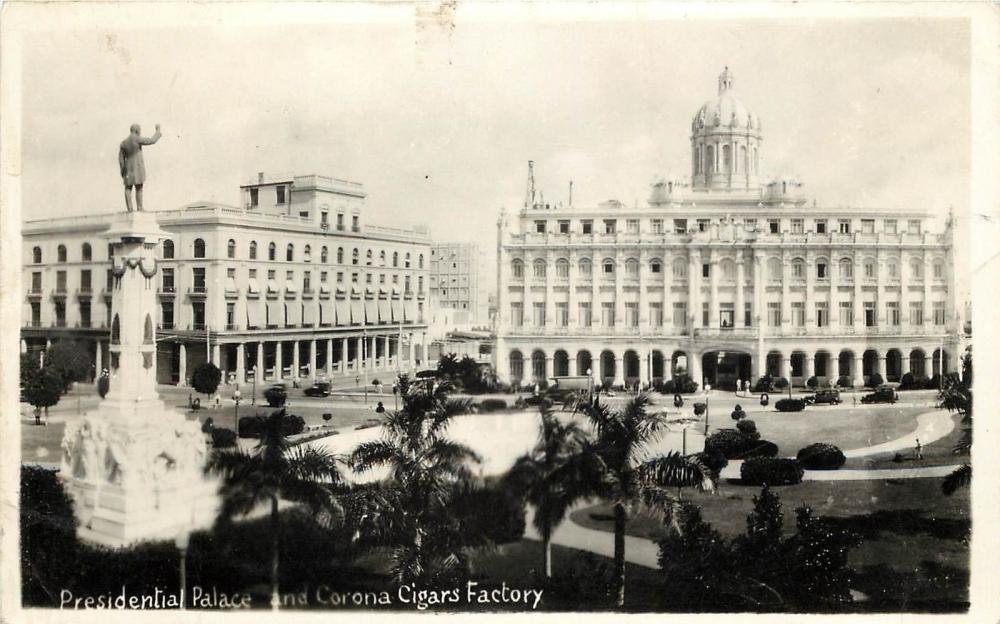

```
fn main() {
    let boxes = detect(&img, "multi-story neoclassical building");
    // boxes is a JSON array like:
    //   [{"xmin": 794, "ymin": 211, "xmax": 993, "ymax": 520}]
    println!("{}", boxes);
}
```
[
  {"xmin": 22, "ymin": 173, "xmax": 432, "ymax": 387},
  {"xmin": 495, "ymin": 68, "xmax": 961, "ymax": 390},
  {"xmin": 429, "ymin": 242, "xmax": 481, "ymax": 324}
]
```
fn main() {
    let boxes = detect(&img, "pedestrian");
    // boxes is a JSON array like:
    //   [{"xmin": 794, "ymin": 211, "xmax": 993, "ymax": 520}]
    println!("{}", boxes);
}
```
[
  {"xmin": 355, "ymin": 375, "xmax": 360, "ymax": 387},
  {"xmin": 375, "ymin": 401, "xmax": 385, "ymax": 414},
  {"xmin": 915, "ymin": 438, "xmax": 923, "ymax": 460},
  {"xmin": 214, "ymin": 393, "xmax": 221, "ymax": 410},
  {"xmin": 188, "ymin": 393, "xmax": 193, "ymax": 409}
]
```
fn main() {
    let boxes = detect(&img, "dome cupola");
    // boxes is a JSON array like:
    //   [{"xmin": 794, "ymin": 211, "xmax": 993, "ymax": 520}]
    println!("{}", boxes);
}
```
[{"xmin": 690, "ymin": 67, "xmax": 763, "ymax": 192}]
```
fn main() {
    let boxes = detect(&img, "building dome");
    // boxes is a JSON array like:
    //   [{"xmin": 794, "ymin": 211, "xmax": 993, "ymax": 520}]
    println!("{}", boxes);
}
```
[{"xmin": 690, "ymin": 67, "xmax": 763, "ymax": 192}]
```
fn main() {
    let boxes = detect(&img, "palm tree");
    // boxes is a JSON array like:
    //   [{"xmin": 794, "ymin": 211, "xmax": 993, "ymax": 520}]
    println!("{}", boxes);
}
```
[
  {"xmin": 940, "ymin": 367, "xmax": 972, "ymax": 495},
  {"xmin": 505, "ymin": 404, "xmax": 592, "ymax": 578},
  {"xmin": 578, "ymin": 392, "xmax": 717, "ymax": 607},
  {"xmin": 207, "ymin": 409, "xmax": 344, "ymax": 609},
  {"xmin": 349, "ymin": 375, "xmax": 481, "ymax": 584}
]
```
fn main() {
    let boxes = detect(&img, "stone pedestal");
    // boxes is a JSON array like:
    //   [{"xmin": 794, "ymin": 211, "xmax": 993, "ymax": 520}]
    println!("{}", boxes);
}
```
[{"xmin": 60, "ymin": 212, "xmax": 219, "ymax": 548}]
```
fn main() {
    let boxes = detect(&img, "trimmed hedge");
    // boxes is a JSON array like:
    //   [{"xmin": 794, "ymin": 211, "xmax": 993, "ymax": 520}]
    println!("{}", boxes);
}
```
[
  {"xmin": 736, "ymin": 419, "xmax": 759, "ymax": 439},
  {"xmin": 772, "ymin": 377, "xmax": 789, "ymax": 390},
  {"xmin": 806, "ymin": 376, "xmax": 818, "ymax": 389},
  {"xmin": 740, "ymin": 457, "xmax": 804, "ymax": 486},
  {"xmin": 694, "ymin": 449, "xmax": 729, "ymax": 475},
  {"xmin": 775, "ymin": 398, "xmax": 806, "ymax": 412},
  {"xmin": 477, "ymin": 398, "xmax": 508, "ymax": 412},
  {"xmin": 705, "ymin": 429, "xmax": 779, "ymax": 460},
  {"xmin": 211, "ymin": 428, "xmax": 237, "ymax": 448},
  {"xmin": 237, "ymin": 412, "xmax": 305, "ymax": 438},
  {"xmin": 730, "ymin": 405, "xmax": 746, "ymax": 421},
  {"xmin": 693, "ymin": 402, "xmax": 707, "ymax": 416},
  {"xmin": 796, "ymin": 443, "xmax": 846, "ymax": 470},
  {"xmin": 836, "ymin": 375, "xmax": 852, "ymax": 388},
  {"xmin": 865, "ymin": 373, "xmax": 884, "ymax": 388},
  {"xmin": 263, "ymin": 386, "xmax": 287, "ymax": 407},
  {"xmin": 661, "ymin": 375, "xmax": 699, "ymax": 394}
]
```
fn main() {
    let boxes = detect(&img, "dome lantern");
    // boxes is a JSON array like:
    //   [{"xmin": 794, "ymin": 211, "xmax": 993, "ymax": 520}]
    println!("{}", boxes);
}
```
[{"xmin": 690, "ymin": 67, "xmax": 763, "ymax": 193}]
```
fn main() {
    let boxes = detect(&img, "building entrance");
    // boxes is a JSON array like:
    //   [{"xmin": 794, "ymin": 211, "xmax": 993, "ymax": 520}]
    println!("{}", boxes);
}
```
[{"xmin": 701, "ymin": 351, "xmax": 752, "ymax": 390}]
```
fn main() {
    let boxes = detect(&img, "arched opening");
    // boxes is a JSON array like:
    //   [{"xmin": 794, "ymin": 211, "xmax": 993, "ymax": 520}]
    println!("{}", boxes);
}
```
[
  {"xmin": 32, "ymin": 246, "xmax": 42, "ymax": 263},
  {"xmin": 671, "ymin": 351, "xmax": 688, "ymax": 379},
  {"xmin": 193, "ymin": 238, "xmax": 206, "ymax": 259},
  {"xmin": 885, "ymin": 349, "xmax": 902, "ymax": 382},
  {"xmin": 553, "ymin": 350, "xmax": 570, "ymax": 377},
  {"xmin": 82, "ymin": 243, "xmax": 92, "ymax": 261},
  {"xmin": 576, "ymin": 350, "xmax": 592, "ymax": 377},
  {"xmin": 111, "ymin": 314, "xmax": 121, "ymax": 344},
  {"xmin": 766, "ymin": 351, "xmax": 783, "ymax": 378},
  {"xmin": 599, "ymin": 350, "xmax": 616, "ymax": 383},
  {"xmin": 509, "ymin": 350, "xmax": 524, "ymax": 383},
  {"xmin": 814, "ymin": 351, "xmax": 831, "ymax": 380},
  {"xmin": 227, "ymin": 239, "xmax": 236, "ymax": 259},
  {"xmin": 531, "ymin": 350, "xmax": 546, "ymax": 382},
  {"xmin": 701, "ymin": 350, "xmax": 751, "ymax": 390},
  {"xmin": 248, "ymin": 241, "xmax": 257, "ymax": 260},
  {"xmin": 838, "ymin": 350, "xmax": 854, "ymax": 380},
  {"xmin": 651, "ymin": 350, "xmax": 665, "ymax": 381},
  {"xmin": 624, "ymin": 350, "xmax": 640, "ymax": 382},
  {"xmin": 910, "ymin": 348, "xmax": 927, "ymax": 378},
  {"xmin": 863, "ymin": 350, "xmax": 880, "ymax": 378},
  {"xmin": 933, "ymin": 348, "xmax": 950, "ymax": 377},
  {"xmin": 791, "ymin": 351, "xmax": 807, "ymax": 383}
]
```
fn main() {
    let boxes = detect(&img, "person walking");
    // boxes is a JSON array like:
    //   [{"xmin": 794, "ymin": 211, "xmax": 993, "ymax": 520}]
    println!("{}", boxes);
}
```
[{"xmin": 915, "ymin": 438, "xmax": 923, "ymax": 460}]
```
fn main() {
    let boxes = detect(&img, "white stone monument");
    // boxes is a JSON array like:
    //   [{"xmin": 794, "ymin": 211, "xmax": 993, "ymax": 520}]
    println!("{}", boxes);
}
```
[{"xmin": 60, "ymin": 211, "xmax": 219, "ymax": 547}]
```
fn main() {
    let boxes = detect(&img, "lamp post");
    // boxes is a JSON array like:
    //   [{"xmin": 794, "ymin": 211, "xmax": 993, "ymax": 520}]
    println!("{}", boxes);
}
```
[
  {"xmin": 586, "ymin": 367, "xmax": 593, "ymax": 404},
  {"xmin": 233, "ymin": 388, "xmax": 241, "ymax": 438},
  {"xmin": 704, "ymin": 383, "xmax": 712, "ymax": 435},
  {"xmin": 174, "ymin": 530, "xmax": 190, "ymax": 609},
  {"xmin": 250, "ymin": 367, "xmax": 257, "ymax": 406}
]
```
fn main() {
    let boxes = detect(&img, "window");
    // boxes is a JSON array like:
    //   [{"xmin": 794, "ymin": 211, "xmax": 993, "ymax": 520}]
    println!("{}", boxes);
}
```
[
  {"xmin": 673, "ymin": 258, "xmax": 687, "ymax": 279},
  {"xmin": 933, "ymin": 260, "xmax": 944, "ymax": 279},
  {"xmin": 720, "ymin": 303, "xmax": 735, "ymax": 328},
  {"xmin": 535, "ymin": 220, "xmax": 547, "ymax": 234},
  {"xmin": 555, "ymin": 220, "xmax": 569, "ymax": 234},
  {"xmin": 337, "ymin": 213, "xmax": 345, "ymax": 230},
  {"xmin": 581, "ymin": 220, "xmax": 593, "ymax": 234},
  {"xmin": 839, "ymin": 258, "xmax": 853, "ymax": 279},
  {"xmin": 838, "ymin": 220, "xmax": 851, "ymax": 234},
  {"xmin": 32, "ymin": 246, "xmax": 42, "ymax": 263},
  {"xmin": 887, "ymin": 301, "xmax": 900, "ymax": 326},
  {"xmin": 910, "ymin": 258, "xmax": 923, "ymax": 279},
  {"xmin": 603, "ymin": 259, "xmax": 614, "ymax": 275},
  {"xmin": 884, "ymin": 219, "xmax": 897, "ymax": 234},
  {"xmin": 303, "ymin": 245, "xmax": 311, "ymax": 262},
  {"xmin": 303, "ymin": 271, "xmax": 312, "ymax": 291},
  {"xmin": 792, "ymin": 259, "xmax": 805, "ymax": 279},
  {"xmin": 532, "ymin": 302, "xmax": 546, "ymax": 326},
  {"xmin": 601, "ymin": 302, "xmax": 615, "ymax": 327},
  {"xmin": 510, "ymin": 302, "xmax": 523, "ymax": 327},
  {"xmin": 191, "ymin": 301, "xmax": 205, "ymax": 329},
  {"xmin": 57, "ymin": 245, "xmax": 67, "ymax": 262},
  {"xmin": 366, "ymin": 249, "xmax": 373, "ymax": 266},
  {"xmin": 791, "ymin": 219, "xmax": 804, "ymax": 234},
  {"xmin": 352, "ymin": 215, "xmax": 360, "ymax": 232},
  {"xmin": 767, "ymin": 302, "xmax": 782, "ymax": 327},
  {"xmin": 744, "ymin": 302, "xmax": 752, "ymax": 328},
  {"xmin": 193, "ymin": 239, "xmax": 206, "ymax": 259},
  {"xmin": 768, "ymin": 219, "xmax": 780, "ymax": 234},
  {"xmin": 815, "ymin": 220, "xmax": 827, "ymax": 234},
  {"xmin": 650, "ymin": 302, "xmax": 663, "ymax": 326},
  {"xmin": 320, "ymin": 246, "xmax": 328, "ymax": 263},
  {"xmin": 556, "ymin": 259, "xmax": 570, "ymax": 278},
  {"xmin": 698, "ymin": 219, "xmax": 711, "ymax": 232},
  {"xmin": 556, "ymin": 302, "xmax": 569, "ymax": 327},
  {"xmin": 626, "ymin": 219, "xmax": 639, "ymax": 234},
  {"xmin": 702, "ymin": 263, "xmax": 710, "ymax": 279},
  {"xmin": 674, "ymin": 219, "xmax": 688, "ymax": 233},
  {"xmin": 81, "ymin": 243, "xmax": 92, "ymax": 262},
  {"xmin": 392, "ymin": 252, "xmax": 399, "ymax": 267},
  {"xmin": 702, "ymin": 302, "xmax": 710, "ymax": 327},
  {"xmin": 227, "ymin": 239, "xmax": 236, "ymax": 259},
  {"xmin": 625, "ymin": 259, "xmax": 639, "ymax": 278},
  {"xmin": 54, "ymin": 301, "xmax": 66, "ymax": 326},
  {"xmin": 744, "ymin": 218, "xmax": 757, "ymax": 231},
  {"xmin": 79, "ymin": 301, "xmax": 92, "ymax": 327},
  {"xmin": 80, "ymin": 269, "xmax": 91, "ymax": 292},
  {"xmin": 405, "ymin": 252, "xmax": 411, "ymax": 268},
  {"xmin": 226, "ymin": 302, "xmax": 236, "ymax": 328},
  {"xmin": 30, "ymin": 271, "xmax": 41, "ymax": 292},
  {"xmin": 650, "ymin": 259, "xmax": 661, "ymax": 274},
  {"xmin": 672, "ymin": 302, "xmax": 687, "ymax": 327},
  {"xmin": 108, "ymin": 244, "xmax": 114, "ymax": 260},
  {"xmin": 106, "ymin": 269, "xmax": 113, "ymax": 290},
  {"xmin": 864, "ymin": 260, "xmax": 876, "ymax": 279},
  {"xmin": 604, "ymin": 220, "xmax": 617, "ymax": 234},
  {"xmin": 418, "ymin": 254, "xmax": 424, "ymax": 269},
  {"xmin": 268, "ymin": 242, "xmax": 276, "ymax": 261},
  {"xmin": 249, "ymin": 188, "xmax": 259, "ymax": 207},
  {"xmin": 839, "ymin": 302, "xmax": 853, "ymax": 326},
  {"xmin": 864, "ymin": 301, "xmax": 876, "ymax": 327},
  {"xmin": 286, "ymin": 244, "xmax": 294, "ymax": 262},
  {"xmin": 817, "ymin": 262, "xmax": 828, "ymax": 279},
  {"xmin": 56, "ymin": 270, "xmax": 67, "ymax": 293},
  {"xmin": 578, "ymin": 302, "xmax": 592, "ymax": 326},
  {"xmin": 161, "ymin": 301, "xmax": 174, "ymax": 329},
  {"xmin": 533, "ymin": 259, "xmax": 546, "ymax": 278},
  {"xmin": 578, "ymin": 258, "xmax": 592, "ymax": 277},
  {"xmin": 336, "ymin": 272, "xmax": 343, "ymax": 284},
  {"xmin": 352, "ymin": 249, "xmax": 360, "ymax": 265},
  {"xmin": 861, "ymin": 219, "xmax": 875, "ymax": 234},
  {"xmin": 791, "ymin": 302, "xmax": 805, "ymax": 327},
  {"xmin": 276, "ymin": 185, "xmax": 286, "ymax": 204},
  {"xmin": 909, "ymin": 302, "xmax": 924, "ymax": 326},
  {"xmin": 907, "ymin": 219, "xmax": 921, "ymax": 234},
  {"xmin": 651, "ymin": 219, "xmax": 664, "ymax": 234},
  {"xmin": 625, "ymin": 302, "xmax": 639, "ymax": 327},
  {"xmin": 248, "ymin": 241, "xmax": 257, "ymax": 260},
  {"xmin": 816, "ymin": 302, "xmax": 828, "ymax": 327},
  {"xmin": 933, "ymin": 301, "xmax": 946, "ymax": 325},
  {"xmin": 511, "ymin": 260, "xmax": 524, "ymax": 278},
  {"xmin": 887, "ymin": 260, "xmax": 899, "ymax": 278},
  {"xmin": 192, "ymin": 267, "xmax": 206, "ymax": 292}
]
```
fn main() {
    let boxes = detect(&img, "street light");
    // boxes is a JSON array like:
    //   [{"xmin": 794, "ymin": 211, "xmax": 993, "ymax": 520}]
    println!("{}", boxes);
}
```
[
  {"xmin": 233, "ymin": 388, "xmax": 241, "ymax": 438},
  {"xmin": 250, "ymin": 367, "xmax": 257, "ymax": 406},
  {"xmin": 586, "ymin": 368, "xmax": 593, "ymax": 404},
  {"xmin": 704, "ymin": 383, "xmax": 712, "ymax": 435}
]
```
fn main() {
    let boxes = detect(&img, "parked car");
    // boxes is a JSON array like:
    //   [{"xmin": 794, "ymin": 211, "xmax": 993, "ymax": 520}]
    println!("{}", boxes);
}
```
[
  {"xmin": 861, "ymin": 387, "xmax": 897, "ymax": 404},
  {"xmin": 804, "ymin": 389, "xmax": 842, "ymax": 405},
  {"xmin": 304, "ymin": 382, "xmax": 332, "ymax": 398}
]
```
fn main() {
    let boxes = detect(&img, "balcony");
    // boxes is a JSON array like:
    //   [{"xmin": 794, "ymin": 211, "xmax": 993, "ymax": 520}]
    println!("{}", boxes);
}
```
[
  {"xmin": 190, "ymin": 322, "xmax": 206, "ymax": 331},
  {"xmin": 26, "ymin": 320, "xmax": 42, "ymax": 328},
  {"xmin": 188, "ymin": 286, "xmax": 208, "ymax": 299},
  {"xmin": 52, "ymin": 287, "xmax": 68, "ymax": 299},
  {"xmin": 225, "ymin": 323, "xmax": 238, "ymax": 331},
  {"xmin": 159, "ymin": 322, "xmax": 175, "ymax": 330},
  {"xmin": 302, "ymin": 287, "xmax": 315, "ymax": 299},
  {"xmin": 27, "ymin": 288, "xmax": 43, "ymax": 299},
  {"xmin": 76, "ymin": 287, "xmax": 93, "ymax": 299},
  {"xmin": 159, "ymin": 285, "xmax": 177, "ymax": 297},
  {"xmin": 78, "ymin": 320, "xmax": 93, "ymax": 328},
  {"xmin": 53, "ymin": 320, "xmax": 67, "ymax": 328}
]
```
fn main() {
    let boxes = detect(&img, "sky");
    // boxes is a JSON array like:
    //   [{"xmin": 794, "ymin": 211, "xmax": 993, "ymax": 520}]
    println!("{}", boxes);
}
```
[{"xmin": 18, "ymin": 10, "xmax": 970, "ymax": 293}]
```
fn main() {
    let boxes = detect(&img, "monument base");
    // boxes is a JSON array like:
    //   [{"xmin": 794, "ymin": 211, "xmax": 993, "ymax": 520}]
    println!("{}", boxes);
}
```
[{"xmin": 60, "ymin": 399, "xmax": 221, "ymax": 548}]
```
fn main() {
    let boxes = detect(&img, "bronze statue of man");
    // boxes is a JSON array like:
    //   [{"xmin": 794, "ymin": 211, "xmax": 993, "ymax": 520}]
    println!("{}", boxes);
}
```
[{"xmin": 119, "ymin": 123, "xmax": 162, "ymax": 212}]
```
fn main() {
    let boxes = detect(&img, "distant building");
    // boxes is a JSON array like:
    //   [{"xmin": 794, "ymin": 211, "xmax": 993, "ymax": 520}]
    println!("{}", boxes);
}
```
[
  {"xmin": 22, "ymin": 173, "xmax": 432, "ymax": 386},
  {"xmin": 429, "ymin": 242, "xmax": 480, "ymax": 325}
]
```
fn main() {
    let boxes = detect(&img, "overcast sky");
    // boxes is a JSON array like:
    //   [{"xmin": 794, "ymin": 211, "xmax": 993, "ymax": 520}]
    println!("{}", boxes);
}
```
[{"xmin": 19, "ymin": 11, "xmax": 970, "ymax": 291}]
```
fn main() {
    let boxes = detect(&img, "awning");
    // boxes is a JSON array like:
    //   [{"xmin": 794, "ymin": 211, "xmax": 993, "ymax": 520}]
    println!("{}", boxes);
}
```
[
  {"xmin": 319, "ymin": 299, "xmax": 334, "ymax": 325},
  {"xmin": 391, "ymin": 298, "xmax": 403, "ymax": 323},
  {"xmin": 226, "ymin": 276, "xmax": 237, "ymax": 291},
  {"xmin": 351, "ymin": 299, "xmax": 364, "ymax": 325},
  {"xmin": 247, "ymin": 299, "xmax": 263, "ymax": 328},
  {"xmin": 378, "ymin": 298, "xmax": 391, "ymax": 324},
  {"xmin": 336, "ymin": 299, "xmax": 350, "ymax": 326},
  {"xmin": 265, "ymin": 299, "xmax": 282, "ymax": 326},
  {"xmin": 351, "ymin": 284, "xmax": 361, "ymax": 295},
  {"xmin": 234, "ymin": 297, "xmax": 247, "ymax": 329},
  {"xmin": 392, "ymin": 286, "xmax": 400, "ymax": 296},
  {"xmin": 319, "ymin": 283, "xmax": 331, "ymax": 294},
  {"xmin": 365, "ymin": 299, "xmax": 378, "ymax": 324},
  {"xmin": 405, "ymin": 297, "xmax": 418, "ymax": 322},
  {"xmin": 286, "ymin": 301, "xmax": 302, "ymax": 326},
  {"xmin": 302, "ymin": 301, "xmax": 317, "ymax": 327},
  {"xmin": 247, "ymin": 278, "xmax": 260, "ymax": 294},
  {"xmin": 336, "ymin": 286, "xmax": 346, "ymax": 295},
  {"xmin": 285, "ymin": 281, "xmax": 297, "ymax": 293},
  {"xmin": 267, "ymin": 279, "xmax": 279, "ymax": 294}
]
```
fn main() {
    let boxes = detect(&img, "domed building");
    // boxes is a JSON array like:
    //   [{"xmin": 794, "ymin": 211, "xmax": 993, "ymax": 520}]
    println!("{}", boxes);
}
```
[{"xmin": 495, "ymin": 68, "xmax": 960, "ymax": 392}]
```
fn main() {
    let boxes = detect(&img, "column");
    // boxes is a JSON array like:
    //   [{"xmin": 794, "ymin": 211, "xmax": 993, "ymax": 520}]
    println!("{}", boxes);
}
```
[
  {"xmin": 326, "ymin": 339, "xmax": 334, "ymax": 377},
  {"xmin": 709, "ymin": 249, "xmax": 719, "ymax": 330},
  {"xmin": 736, "ymin": 252, "xmax": 745, "ymax": 328},
  {"xmin": 901, "ymin": 352, "xmax": 911, "ymax": 375},
  {"xmin": 641, "ymin": 349, "xmax": 651, "ymax": 386},
  {"xmin": 544, "ymin": 355, "xmax": 554, "ymax": 381},
  {"xmin": 782, "ymin": 356, "xmax": 791, "ymax": 380},
  {"xmin": 309, "ymin": 339, "xmax": 317, "ymax": 379},
  {"xmin": 750, "ymin": 350, "xmax": 760, "ymax": 380},
  {"xmin": 614, "ymin": 249, "xmax": 625, "ymax": 329},
  {"xmin": 780, "ymin": 252, "xmax": 791, "ymax": 331},
  {"xmin": 354, "ymin": 336, "xmax": 363, "ymax": 371},
  {"xmin": 923, "ymin": 252, "xmax": 932, "ymax": 334},
  {"xmin": 638, "ymin": 250, "xmax": 648, "ymax": 327},
  {"xmin": 20, "ymin": 339, "xmax": 27, "ymax": 354},
  {"xmin": 407, "ymin": 334, "xmax": 416, "ymax": 371},
  {"xmin": 382, "ymin": 336, "xmax": 390, "ymax": 369},
  {"xmin": 369, "ymin": 336, "xmax": 377, "ymax": 370},
  {"xmin": 662, "ymin": 250, "xmax": 672, "ymax": 332},
  {"xmin": 211, "ymin": 343, "xmax": 221, "ymax": 368},
  {"xmin": 688, "ymin": 249, "xmax": 700, "ymax": 329},
  {"xmin": 876, "ymin": 355, "xmax": 885, "ymax": 378},
  {"xmin": 292, "ymin": 341, "xmax": 300, "ymax": 380},
  {"xmin": 275, "ymin": 341, "xmax": 283, "ymax": 380},
  {"xmin": 341, "ymin": 337, "xmax": 350, "ymax": 372},
  {"xmin": 854, "ymin": 254, "xmax": 864, "ymax": 333},
  {"xmin": 178, "ymin": 343, "xmax": 187, "ymax": 386},
  {"xmin": 544, "ymin": 249, "xmax": 554, "ymax": 329},
  {"xmin": 236, "ymin": 343, "xmax": 245, "ymax": 384},
  {"xmin": 256, "ymin": 342, "xmax": 264, "ymax": 383},
  {"xmin": 568, "ymin": 250, "xmax": 578, "ymax": 325},
  {"xmin": 805, "ymin": 251, "xmax": 815, "ymax": 330},
  {"xmin": 876, "ymin": 248, "xmax": 886, "ymax": 326},
  {"xmin": 900, "ymin": 252, "xmax": 910, "ymax": 331},
  {"xmin": 829, "ymin": 250, "xmax": 840, "ymax": 330},
  {"xmin": 803, "ymin": 353, "xmax": 813, "ymax": 382},
  {"xmin": 689, "ymin": 350, "xmax": 702, "ymax": 387},
  {"xmin": 95, "ymin": 341, "xmax": 103, "ymax": 373},
  {"xmin": 613, "ymin": 352, "xmax": 625, "ymax": 387},
  {"xmin": 853, "ymin": 353, "xmax": 864, "ymax": 387}
]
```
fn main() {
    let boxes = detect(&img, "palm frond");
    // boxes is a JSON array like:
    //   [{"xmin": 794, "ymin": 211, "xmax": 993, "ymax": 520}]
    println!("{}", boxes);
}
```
[
  {"xmin": 639, "ymin": 452, "xmax": 717, "ymax": 492},
  {"xmin": 284, "ymin": 445, "xmax": 344, "ymax": 485},
  {"xmin": 427, "ymin": 439, "xmax": 481, "ymax": 467},
  {"xmin": 942, "ymin": 463, "xmax": 971, "ymax": 495},
  {"xmin": 350, "ymin": 439, "xmax": 399, "ymax": 473}
]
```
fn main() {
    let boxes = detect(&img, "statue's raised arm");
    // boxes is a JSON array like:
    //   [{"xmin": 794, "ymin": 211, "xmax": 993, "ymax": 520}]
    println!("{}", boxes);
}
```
[{"xmin": 119, "ymin": 123, "xmax": 162, "ymax": 212}]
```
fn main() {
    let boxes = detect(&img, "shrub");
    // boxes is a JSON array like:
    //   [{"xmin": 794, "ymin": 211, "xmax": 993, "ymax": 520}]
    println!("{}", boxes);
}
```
[
  {"xmin": 191, "ymin": 362, "xmax": 222, "ymax": 397},
  {"xmin": 752, "ymin": 375, "xmax": 774, "ymax": 393},
  {"xmin": 694, "ymin": 449, "xmax": 729, "ymax": 474},
  {"xmin": 736, "ymin": 419, "xmax": 759, "ymax": 440},
  {"xmin": 865, "ymin": 373, "xmax": 884, "ymax": 388},
  {"xmin": 836, "ymin": 375, "xmax": 852, "ymax": 388},
  {"xmin": 663, "ymin": 375, "xmax": 699, "ymax": 394},
  {"xmin": 775, "ymin": 398, "xmax": 806, "ymax": 412},
  {"xmin": 200, "ymin": 417, "xmax": 214, "ymax": 433},
  {"xmin": 806, "ymin": 376, "xmax": 818, "ymax": 389},
  {"xmin": 263, "ymin": 385, "xmax": 287, "ymax": 407},
  {"xmin": 740, "ymin": 457, "xmax": 804, "ymax": 486},
  {"xmin": 925, "ymin": 375, "xmax": 941, "ymax": 390},
  {"xmin": 97, "ymin": 375, "xmax": 110, "ymax": 398},
  {"xmin": 237, "ymin": 411, "xmax": 305, "ymax": 438},
  {"xmin": 451, "ymin": 482, "xmax": 525, "ymax": 545},
  {"xmin": 772, "ymin": 377, "xmax": 789, "ymax": 390},
  {"xmin": 693, "ymin": 402, "xmax": 707, "ymax": 416},
  {"xmin": 796, "ymin": 443, "xmax": 846, "ymax": 470},
  {"xmin": 371, "ymin": 378, "xmax": 382, "ymax": 387},
  {"xmin": 20, "ymin": 466, "xmax": 80, "ymax": 605},
  {"xmin": 478, "ymin": 398, "xmax": 508, "ymax": 412},
  {"xmin": 731, "ymin": 405, "xmax": 746, "ymax": 421},
  {"xmin": 524, "ymin": 395, "xmax": 550, "ymax": 407},
  {"xmin": 898, "ymin": 372, "xmax": 916, "ymax": 390},
  {"xmin": 705, "ymin": 429, "xmax": 778, "ymax": 460},
  {"xmin": 211, "ymin": 428, "xmax": 237, "ymax": 448}
]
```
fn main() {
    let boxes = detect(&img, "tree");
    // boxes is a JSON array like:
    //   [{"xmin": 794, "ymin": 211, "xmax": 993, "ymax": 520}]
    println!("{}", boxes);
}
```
[
  {"xmin": 191, "ymin": 362, "xmax": 222, "ymax": 399},
  {"xmin": 577, "ymin": 392, "xmax": 717, "ymax": 606},
  {"xmin": 939, "ymin": 366, "xmax": 972, "ymax": 495},
  {"xmin": 348, "ymin": 375, "xmax": 481, "ymax": 584},
  {"xmin": 657, "ymin": 501, "xmax": 734, "ymax": 608},
  {"xmin": 24, "ymin": 367, "xmax": 64, "ymax": 424},
  {"xmin": 732, "ymin": 485, "xmax": 787, "ymax": 602},
  {"xmin": 782, "ymin": 506, "xmax": 858, "ymax": 605},
  {"xmin": 20, "ymin": 352, "xmax": 40, "ymax": 390},
  {"xmin": 505, "ymin": 406, "xmax": 592, "ymax": 577},
  {"xmin": 44, "ymin": 341, "xmax": 91, "ymax": 391},
  {"xmin": 207, "ymin": 410, "xmax": 344, "ymax": 609}
]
